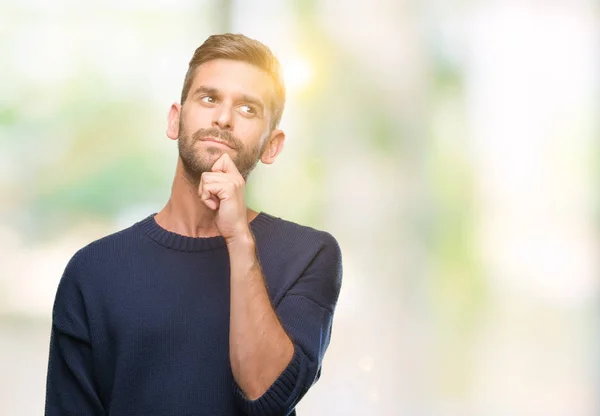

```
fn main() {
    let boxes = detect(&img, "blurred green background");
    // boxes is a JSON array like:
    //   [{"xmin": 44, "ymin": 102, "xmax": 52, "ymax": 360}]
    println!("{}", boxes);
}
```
[{"xmin": 1, "ymin": 0, "xmax": 598, "ymax": 414}]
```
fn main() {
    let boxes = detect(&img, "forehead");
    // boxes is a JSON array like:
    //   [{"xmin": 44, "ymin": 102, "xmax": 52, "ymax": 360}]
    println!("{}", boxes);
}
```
[{"xmin": 189, "ymin": 59, "xmax": 274, "ymax": 104}]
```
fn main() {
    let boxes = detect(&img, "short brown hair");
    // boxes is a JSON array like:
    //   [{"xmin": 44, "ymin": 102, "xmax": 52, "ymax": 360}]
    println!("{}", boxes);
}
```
[{"xmin": 180, "ymin": 33, "xmax": 286, "ymax": 129}]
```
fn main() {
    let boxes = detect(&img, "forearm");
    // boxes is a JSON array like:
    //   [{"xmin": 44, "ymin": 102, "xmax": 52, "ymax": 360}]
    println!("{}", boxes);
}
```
[{"xmin": 227, "ymin": 231, "xmax": 294, "ymax": 400}]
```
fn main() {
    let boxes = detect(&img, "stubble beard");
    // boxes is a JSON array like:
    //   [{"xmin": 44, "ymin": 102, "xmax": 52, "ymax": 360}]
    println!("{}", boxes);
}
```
[{"xmin": 177, "ymin": 121, "xmax": 264, "ymax": 187}]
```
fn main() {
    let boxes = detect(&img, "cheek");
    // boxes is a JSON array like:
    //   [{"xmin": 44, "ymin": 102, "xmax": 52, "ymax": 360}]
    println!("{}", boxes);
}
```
[
  {"xmin": 182, "ymin": 106, "xmax": 213, "ymax": 130},
  {"xmin": 234, "ymin": 118, "xmax": 268, "ymax": 142}
]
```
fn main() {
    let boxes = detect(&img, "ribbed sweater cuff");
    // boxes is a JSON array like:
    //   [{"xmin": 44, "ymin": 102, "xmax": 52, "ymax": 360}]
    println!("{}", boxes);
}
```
[{"xmin": 233, "ymin": 344, "xmax": 306, "ymax": 416}]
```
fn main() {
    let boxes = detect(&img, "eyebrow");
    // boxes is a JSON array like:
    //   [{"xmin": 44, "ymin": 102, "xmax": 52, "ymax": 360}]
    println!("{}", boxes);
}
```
[
  {"xmin": 192, "ymin": 85, "xmax": 265, "ymax": 113},
  {"xmin": 192, "ymin": 86, "xmax": 219, "ymax": 98}
]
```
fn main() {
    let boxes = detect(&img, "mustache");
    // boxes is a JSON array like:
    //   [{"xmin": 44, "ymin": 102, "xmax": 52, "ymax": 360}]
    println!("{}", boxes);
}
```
[{"xmin": 191, "ymin": 128, "xmax": 242, "ymax": 150}]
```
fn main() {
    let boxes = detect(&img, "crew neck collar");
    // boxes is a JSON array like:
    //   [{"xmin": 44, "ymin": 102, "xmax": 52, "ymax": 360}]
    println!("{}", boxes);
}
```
[{"xmin": 138, "ymin": 212, "xmax": 274, "ymax": 252}]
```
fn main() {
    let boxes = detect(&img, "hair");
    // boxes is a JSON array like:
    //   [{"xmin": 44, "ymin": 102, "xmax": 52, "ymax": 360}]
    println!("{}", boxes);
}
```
[{"xmin": 180, "ymin": 33, "xmax": 286, "ymax": 130}]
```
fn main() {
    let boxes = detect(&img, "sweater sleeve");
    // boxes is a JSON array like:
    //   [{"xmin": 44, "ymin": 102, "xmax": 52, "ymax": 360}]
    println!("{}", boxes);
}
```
[
  {"xmin": 233, "ymin": 232, "xmax": 343, "ymax": 416},
  {"xmin": 45, "ymin": 254, "xmax": 105, "ymax": 416}
]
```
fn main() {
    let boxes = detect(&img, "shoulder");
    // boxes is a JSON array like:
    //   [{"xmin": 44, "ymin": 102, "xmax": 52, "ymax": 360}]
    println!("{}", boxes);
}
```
[
  {"xmin": 253, "ymin": 213, "xmax": 343, "ymax": 288},
  {"xmin": 255, "ymin": 213, "xmax": 343, "ymax": 308},
  {"xmin": 254, "ymin": 212, "xmax": 341, "ymax": 258},
  {"xmin": 63, "ymin": 217, "xmax": 147, "ymax": 279}
]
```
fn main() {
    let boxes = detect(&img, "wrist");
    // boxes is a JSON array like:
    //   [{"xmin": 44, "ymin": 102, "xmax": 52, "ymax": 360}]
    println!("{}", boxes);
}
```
[{"xmin": 225, "ymin": 228, "xmax": 255, "ymax": 249}]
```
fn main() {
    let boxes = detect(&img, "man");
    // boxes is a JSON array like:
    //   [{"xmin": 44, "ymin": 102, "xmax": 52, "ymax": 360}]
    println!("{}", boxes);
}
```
[{"xmin": 44, "ymin": 33, "xmax": 343, "ymax": 416}]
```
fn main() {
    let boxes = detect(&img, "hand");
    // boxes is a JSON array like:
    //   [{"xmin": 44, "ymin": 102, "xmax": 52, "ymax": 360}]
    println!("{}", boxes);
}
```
[{"xmin": 199, "ymin": 153, "xmax": 251, "ymax": 243}]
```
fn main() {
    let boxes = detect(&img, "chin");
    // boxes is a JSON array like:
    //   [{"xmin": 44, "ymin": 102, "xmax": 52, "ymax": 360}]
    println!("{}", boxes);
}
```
[{"xmin": 195, "ymin": 152, "xmax": 225, "ymax": 171}]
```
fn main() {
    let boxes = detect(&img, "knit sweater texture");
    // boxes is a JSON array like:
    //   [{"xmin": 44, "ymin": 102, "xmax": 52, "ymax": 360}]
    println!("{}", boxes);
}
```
[{"xmin": 45, "ymin": 212, "xmax": 343, "ymax": 416}]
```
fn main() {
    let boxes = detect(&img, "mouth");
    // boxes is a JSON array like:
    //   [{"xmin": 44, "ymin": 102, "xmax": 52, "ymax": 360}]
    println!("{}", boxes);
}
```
[{"xmin": 199, "ymin": 136, "xmax": 234, "ymax": 149}]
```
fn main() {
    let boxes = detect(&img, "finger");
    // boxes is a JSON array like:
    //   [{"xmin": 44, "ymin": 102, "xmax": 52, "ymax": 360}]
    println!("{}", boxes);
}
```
[
  {"xmin": 199, "ymin": 183, "xmax": 219, "ymax": 210},
  {"xmin": 200, "ymin": 182, "xmax": 236, "ymax": 210},
  {"xmin": 203, "ymin": 197, "xmax": 219, "ymax": 211},
  {"xmin": 200, "ymin": 190, "xmax": 219, "ymax": 210},
  {"xmin": 199, "ymin": 179, "xmax": 220, "ymax": 210},
  {"xmin": 200, "ymin": 172, "xmax": 234, "ymax": 184},
  {"xmin": 211, "ymin": 153, "xmax": 239, "ymax": 175},
  {"xmin": 201, "ymin": 172, "xmax": 245, "ymax": 195}
]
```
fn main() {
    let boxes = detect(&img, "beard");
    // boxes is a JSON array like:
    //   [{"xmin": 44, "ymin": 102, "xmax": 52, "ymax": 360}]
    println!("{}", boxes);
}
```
[{"xmin": 177, "ymin": 121, "xmax": 263, "ymax": 186}]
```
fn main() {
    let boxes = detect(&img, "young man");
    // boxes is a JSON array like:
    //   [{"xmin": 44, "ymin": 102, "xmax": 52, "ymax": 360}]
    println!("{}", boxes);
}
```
[{"xmin": 44, "ymin": 33, "xmax": 343, "ymax": 416}]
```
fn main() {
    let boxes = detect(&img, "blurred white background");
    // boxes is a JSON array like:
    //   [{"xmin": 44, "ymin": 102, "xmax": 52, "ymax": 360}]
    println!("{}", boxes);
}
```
[{"xmin": 1, "ymin": 0, "xmax": 599, "ymax": 414}]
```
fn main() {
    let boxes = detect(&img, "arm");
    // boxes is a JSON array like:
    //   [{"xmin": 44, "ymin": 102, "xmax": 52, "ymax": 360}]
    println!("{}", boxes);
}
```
[
  {"xmin": 45, "ymin": 255, "xmax": 105, "ymax": 416},
  {"xmin": 230, "ymin": 233, "xmax": 343, "ymax": 416},
  {"xmin": 227, "ymin": 233, "xmax": 295, "ymax": 400},
  {"xmin": 199, "ymin": 154, "xmax": 294, "ymax": 396},
  {"xmin": 200, "ymin": 154, "xmax": 342, "ymax": 415}
]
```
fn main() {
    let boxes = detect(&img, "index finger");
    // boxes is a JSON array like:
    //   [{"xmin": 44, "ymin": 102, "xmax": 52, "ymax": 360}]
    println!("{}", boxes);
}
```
[{"xmin": 211, "ymin": 153, "xmax": 239, "ymax": 174}]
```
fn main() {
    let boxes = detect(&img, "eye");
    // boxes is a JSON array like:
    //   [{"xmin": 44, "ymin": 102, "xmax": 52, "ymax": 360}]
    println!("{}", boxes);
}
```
[
  {"xmin": 201, "ymin": 96, "xmax": 216, "ymax": 104},
  {"xmin": 238, "ymin": 104, "xmax": 257, "ymax": 115}
]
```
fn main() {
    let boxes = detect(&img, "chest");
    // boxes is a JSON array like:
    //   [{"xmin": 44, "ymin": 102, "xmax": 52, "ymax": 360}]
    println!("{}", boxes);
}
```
[
  {"xmin": 93, "ymin": 250, "xmax": 232, "ymax": 349},
  {"xmin": 88, "ymin": 250, "xmax": 241, "ymax": 413}
]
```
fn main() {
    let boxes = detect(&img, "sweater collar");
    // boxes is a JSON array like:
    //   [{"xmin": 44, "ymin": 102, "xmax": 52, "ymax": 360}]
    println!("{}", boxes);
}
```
[{"xmin": 138, "ymin": 212, "xmax": 274, "ymax": 252}]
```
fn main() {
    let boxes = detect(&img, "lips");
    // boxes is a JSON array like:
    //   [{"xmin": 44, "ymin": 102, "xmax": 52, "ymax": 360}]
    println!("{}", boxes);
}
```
[{"xmin": 199, "ymin": 136, "xmax": 233, "ymax": 149}]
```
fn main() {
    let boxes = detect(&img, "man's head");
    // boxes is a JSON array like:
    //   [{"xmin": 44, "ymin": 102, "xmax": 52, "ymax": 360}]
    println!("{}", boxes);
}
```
[{"xmin": 166, "ymin": 33, "xmax": 286, "ymax": 184}]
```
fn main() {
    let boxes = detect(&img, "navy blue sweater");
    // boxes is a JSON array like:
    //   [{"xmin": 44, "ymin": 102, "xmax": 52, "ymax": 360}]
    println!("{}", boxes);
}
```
[{"xmin": 45, "ymin": 212, "xmax": 342, "ymax": 416}]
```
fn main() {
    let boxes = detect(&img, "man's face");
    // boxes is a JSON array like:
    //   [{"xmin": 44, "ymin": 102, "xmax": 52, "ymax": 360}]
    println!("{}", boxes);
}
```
[{"xmin": 174, "ymin": 59, "xmax": 276, "ymax": 183}]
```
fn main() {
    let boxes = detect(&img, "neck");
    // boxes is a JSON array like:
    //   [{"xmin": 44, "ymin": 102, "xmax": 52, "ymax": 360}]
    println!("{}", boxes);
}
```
[{"xmin": 155, "ymin": 158, "xmax": 258, "ymax": 238}]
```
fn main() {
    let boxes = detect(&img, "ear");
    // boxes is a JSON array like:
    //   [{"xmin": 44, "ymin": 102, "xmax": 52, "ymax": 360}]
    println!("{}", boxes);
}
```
[
  {"xmin": 260, "ymin": 129, "xmax": 286, "ymax": 164},
  {"xmin": 166, "ymin": 103, "xmax": 182, "ymax": 140}
]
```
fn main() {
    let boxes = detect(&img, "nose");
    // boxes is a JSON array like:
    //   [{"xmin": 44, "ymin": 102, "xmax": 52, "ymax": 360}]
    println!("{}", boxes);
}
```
[{"xmin": 212, "ymin": 104, "xmax": 233, "ymax": 130}]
